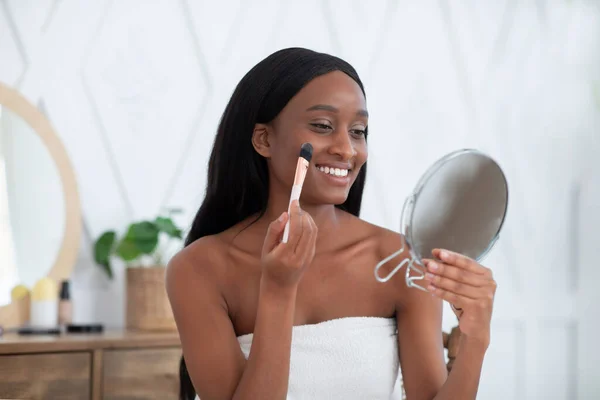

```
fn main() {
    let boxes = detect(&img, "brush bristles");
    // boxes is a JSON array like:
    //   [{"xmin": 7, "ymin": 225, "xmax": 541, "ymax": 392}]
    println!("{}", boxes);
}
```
[{"xmin": 299, "ymin": 142, "xmax": 313, "ymax": 162}]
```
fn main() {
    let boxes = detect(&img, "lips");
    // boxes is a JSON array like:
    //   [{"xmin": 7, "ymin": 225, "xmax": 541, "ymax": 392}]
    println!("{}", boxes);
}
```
[{"xmin": 313, "ymin": 163, "xmax": 353, "ymax": 187}]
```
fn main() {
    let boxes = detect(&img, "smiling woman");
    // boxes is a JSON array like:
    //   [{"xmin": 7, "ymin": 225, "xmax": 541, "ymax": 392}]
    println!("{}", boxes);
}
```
[{"xmin": 167, "ymin": 47, "xmax": 494, "ymax": 400}]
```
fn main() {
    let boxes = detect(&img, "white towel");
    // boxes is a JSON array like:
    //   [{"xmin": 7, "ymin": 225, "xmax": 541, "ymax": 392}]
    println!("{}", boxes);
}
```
[{"xmin": 237, "ymin": 316, "xmax": 404, "ymax": 400}]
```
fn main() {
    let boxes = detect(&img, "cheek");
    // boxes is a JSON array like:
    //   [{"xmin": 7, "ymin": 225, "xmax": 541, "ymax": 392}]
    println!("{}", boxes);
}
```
[
  {"xmin": 272, "ymin": 128, "xmax": 314, "ymax": 163},
  {"xmin": 270, "ymin": 122, "xmax": 306, "ymax": 152},
  {"xmin": 354, "ymin": 140, "xmax": 368, "ymax": 165},
  {"xmin": 269, "ymin": 134, "xmax": 305, "ymax": 180},
  {"xmin": 271, "ymin": 149, "xmax": 295, "ymax": 175}
]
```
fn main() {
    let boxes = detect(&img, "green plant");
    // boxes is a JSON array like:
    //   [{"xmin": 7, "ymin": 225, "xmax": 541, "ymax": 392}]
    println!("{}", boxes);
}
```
[{"xmin": 93, "ymin": 208, "xmax": 184, "ymax": 279}]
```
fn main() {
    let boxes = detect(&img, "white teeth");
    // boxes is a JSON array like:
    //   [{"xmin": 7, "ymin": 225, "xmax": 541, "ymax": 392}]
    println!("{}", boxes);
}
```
[{"xmin": 317, "ymin": 166, "xmax": 349, "ymax": 177}]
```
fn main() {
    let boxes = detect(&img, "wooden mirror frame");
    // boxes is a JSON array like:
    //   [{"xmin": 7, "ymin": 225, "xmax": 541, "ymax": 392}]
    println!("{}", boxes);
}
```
[{"xmin": 0, "ymin": 82, "xmax": 82, "ymax": 328}]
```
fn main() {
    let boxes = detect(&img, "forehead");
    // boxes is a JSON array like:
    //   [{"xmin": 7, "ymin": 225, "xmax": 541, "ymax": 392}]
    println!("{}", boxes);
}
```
[{"xmin": 284, "ymin": 70, "xmax": 367, "ymax": 113}]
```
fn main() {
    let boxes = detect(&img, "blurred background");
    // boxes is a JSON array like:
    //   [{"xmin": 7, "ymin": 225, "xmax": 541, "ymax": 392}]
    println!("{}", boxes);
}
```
[{"xmin": 0, "ymin": 0, "xmax": 599, "ymax": 399}]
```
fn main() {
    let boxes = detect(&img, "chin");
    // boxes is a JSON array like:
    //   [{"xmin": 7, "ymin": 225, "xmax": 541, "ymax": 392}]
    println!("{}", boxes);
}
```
[
  {"xmin": 309, "ymin": 190, "xmax": 350, "ymax": 207},
  {"xmin": 302, "ymin": 171, "xmax": 357, "ymax": 206}
]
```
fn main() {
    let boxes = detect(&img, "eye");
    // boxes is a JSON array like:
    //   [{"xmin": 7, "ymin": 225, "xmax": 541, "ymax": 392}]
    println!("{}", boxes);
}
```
[
  {"xmin": 350, "ymin": 127, "xmax": 368, "ymax": 138},
  {"xmin": 310, "ymin": 123, "xmax": 333, "ymax": 133}
]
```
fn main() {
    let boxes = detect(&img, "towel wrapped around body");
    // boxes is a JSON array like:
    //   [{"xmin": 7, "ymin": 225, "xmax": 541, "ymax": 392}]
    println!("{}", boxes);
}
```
[{"xmin": 236, "ymin": 316, "xmax": 404, "ymax": 400}]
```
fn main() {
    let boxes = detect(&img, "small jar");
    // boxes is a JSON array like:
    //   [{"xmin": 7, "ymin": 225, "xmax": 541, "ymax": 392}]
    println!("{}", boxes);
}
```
[{"xmin": 30, "ymin": 278, "xmax": 58, "ymax": 328}]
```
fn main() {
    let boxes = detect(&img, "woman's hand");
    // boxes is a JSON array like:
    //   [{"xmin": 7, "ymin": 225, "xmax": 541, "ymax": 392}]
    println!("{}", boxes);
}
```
[
  {"xmin": 260, "ymin": 200, "xmax": 318, "ymax": 290},
  {"xmin": 423, "ymin": 248, "xmax": 496, "ymax": 346}
]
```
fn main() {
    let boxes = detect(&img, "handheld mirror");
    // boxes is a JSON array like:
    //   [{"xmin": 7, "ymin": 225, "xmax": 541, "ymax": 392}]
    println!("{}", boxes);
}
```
[{"xmin": 374, "ymin": 149, "xmax": 509, "ymax": 291}]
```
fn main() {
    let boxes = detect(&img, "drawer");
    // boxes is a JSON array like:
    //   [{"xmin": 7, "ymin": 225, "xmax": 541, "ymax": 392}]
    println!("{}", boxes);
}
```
[
  {"xmin": 102, "ymin": 347, "xmax": 180, "ymax": 400},
  {"xmin": 0, "ymin": 352, "xmax": 91, "ymax": 399}
]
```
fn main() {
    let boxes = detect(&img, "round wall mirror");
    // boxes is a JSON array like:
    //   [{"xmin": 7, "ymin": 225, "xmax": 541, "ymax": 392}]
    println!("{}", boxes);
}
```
[
  {"xmin": 0, "ymin": 82, "xmax": 82, "ymax": 327},
  {"xmin": 374, "ymin": 149, "xmax": 509, "ymax": 291}
]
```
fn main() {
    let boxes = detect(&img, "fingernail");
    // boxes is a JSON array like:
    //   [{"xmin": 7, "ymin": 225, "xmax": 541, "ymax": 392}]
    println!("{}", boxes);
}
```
[
  {"xmin": 429, "ymin": 262, "xmax": 439, "ymax": 271},
  {"xmin": 440, "ymin": 250, "xmax": 449, "ymax": 260},
  {"xmin": 425, "ymin": 273, "xmax": 435, "ymax": 281},
  {"xmin": 278, "ymin": 212, "xmax": 286, "ymax": 222}
]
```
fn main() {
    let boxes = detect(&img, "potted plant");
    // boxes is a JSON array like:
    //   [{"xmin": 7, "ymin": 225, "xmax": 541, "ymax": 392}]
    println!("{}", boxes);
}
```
[{"xmin": 93, "ymin": 208, "xmax": 184, "ymax": 331}]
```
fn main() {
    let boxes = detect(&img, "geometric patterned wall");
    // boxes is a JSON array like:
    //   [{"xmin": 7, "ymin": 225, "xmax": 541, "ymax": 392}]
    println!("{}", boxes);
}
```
[{"xmin": 1, "ymin": 1, "xmax": 599, "ymax": 398}]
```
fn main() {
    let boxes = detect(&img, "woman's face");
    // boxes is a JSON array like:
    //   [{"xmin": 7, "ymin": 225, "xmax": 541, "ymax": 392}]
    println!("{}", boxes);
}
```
[{"xmin": 263, "ymin": 71, "xmax": 369, "ymax": 206}]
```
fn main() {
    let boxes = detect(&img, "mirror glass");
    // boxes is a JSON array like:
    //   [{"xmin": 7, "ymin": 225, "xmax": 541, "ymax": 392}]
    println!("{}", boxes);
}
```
[
  {"xmin": 0, "ymin": 104, "xmax": 65, "ymax": 306},
  {"xmin": 375, "ymin": 149, "xmax": 508, "ymax": 291},
  {"xmin": 409, "ymin": 149, "xmax": 508, "ymax": 262}
]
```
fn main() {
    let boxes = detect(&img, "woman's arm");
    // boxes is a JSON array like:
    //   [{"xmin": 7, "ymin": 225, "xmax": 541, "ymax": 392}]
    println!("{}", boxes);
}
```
[
  {"xmin": 167, "ymin": 203, "xmax": 317, "ymax": 400},
  {"xmin": 167, "ymin": 249, "xmax": 298, "ymax": 400},
  {"xmin": 381, "ymin": 233, "xmax": 493, "ymax": 400},
  {"xmin": 422, "ymin": 248, "xmax": 495, "ymax": 400},
  {"xmin": 233, "ymin": 277, "xmax": 298, "ymax": 399},
  {"xmin": 395, "ymin": 279, "xmax": 488, "ymax": 400},
  {"xmin": 395, "ymin": 273, "xmax": 448, "ymax": 400},
  {"xmin": 429, "ymin": 335, "xmax": 487, "ymax": 400},
  {"xmin": 167, "ymin": 243, "xmax": 246, "ymax": 400}
]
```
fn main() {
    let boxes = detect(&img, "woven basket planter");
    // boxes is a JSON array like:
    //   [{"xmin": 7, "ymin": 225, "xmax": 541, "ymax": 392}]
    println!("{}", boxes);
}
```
[{"xmin": 126, "ymin": 266, "xmax": 176, "ymax": 331}]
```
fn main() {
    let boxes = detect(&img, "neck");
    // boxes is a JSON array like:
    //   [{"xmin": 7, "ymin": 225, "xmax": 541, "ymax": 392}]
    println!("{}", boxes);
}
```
[{"xmin": 261, "ymin": 190, "xmax": 343, "ymax": 238}]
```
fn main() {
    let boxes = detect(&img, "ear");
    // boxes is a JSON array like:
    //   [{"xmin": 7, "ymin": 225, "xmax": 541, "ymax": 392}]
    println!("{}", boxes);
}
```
[{"xmin": 251, "ymin": 123, "xmax": 272, "ymax": 158}]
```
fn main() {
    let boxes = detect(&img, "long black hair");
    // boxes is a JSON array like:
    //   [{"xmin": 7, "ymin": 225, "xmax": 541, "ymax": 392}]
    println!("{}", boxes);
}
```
[{"xmin": 179, "ymin": 47, "xmax": 368, "ymax": 400}]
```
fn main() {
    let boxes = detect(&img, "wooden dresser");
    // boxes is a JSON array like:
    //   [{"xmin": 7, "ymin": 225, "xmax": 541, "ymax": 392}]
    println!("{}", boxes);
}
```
[{"xmin": 0, "ymin": 330, "xmax": 181, "ymax": 400}]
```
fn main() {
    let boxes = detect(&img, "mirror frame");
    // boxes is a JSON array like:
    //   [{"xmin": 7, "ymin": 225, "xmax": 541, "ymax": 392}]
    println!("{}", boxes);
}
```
[
  {"xmin": 374, "ymin": 149, "xmax": 509, "ymax": 291},
  {"xmin": 0, "ymin": 81, "xmax": 82, "ymax": 328}
]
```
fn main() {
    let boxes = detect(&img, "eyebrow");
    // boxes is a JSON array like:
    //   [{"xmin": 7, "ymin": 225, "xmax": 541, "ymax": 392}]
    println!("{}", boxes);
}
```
[{"xmin": 306, "ymin": 104, "xmax": 369, "ymax": 118}]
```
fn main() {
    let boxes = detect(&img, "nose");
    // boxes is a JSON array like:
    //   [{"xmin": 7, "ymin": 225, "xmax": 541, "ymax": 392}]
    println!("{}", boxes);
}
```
[{"xmin": 328, "ymin": 130, "xmax": 357, "ymax": 161}]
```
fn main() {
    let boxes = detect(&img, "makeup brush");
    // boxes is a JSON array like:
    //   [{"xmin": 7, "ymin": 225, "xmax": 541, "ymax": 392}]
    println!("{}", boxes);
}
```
[{"xmin": 282, "ymin": 142, "xmax": 313, "ymax": 243}]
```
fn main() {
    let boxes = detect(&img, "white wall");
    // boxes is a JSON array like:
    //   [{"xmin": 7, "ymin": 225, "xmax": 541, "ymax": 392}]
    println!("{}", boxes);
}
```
[{"xmin": 1, "ymin": 1, "xmax": 599, "ymax": 398}]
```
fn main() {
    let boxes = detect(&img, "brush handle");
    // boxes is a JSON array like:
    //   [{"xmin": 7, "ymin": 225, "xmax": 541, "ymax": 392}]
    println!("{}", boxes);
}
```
[{"xmin": 282, "ymin": 184, "xmax": 303, "ymax": 243}]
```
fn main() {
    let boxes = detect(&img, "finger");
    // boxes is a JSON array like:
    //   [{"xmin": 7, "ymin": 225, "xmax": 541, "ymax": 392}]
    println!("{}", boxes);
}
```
[
  {"xmin": 427, "ymin": 283, "xmax": 471, "ymax": 309},
  {"xmin": 286, "ymin": 200, "xmax": 305, "ymax": 250},
  {"xmin": 294, "ymin": 213, "xmax": 317, "ymax": 258},
  {"xmin": 424, "ymin": 271, "xmax": 481, "ymax": 299},
  {"xmin": 433, "ymin": 249, "xmax": 486, "ymax": 275},
  {"xmin": 423, "ymin": 259, "xmax": 490, "ymax": 288},
  {"xmin": 262, "ymin": 212, "xmax": 288, "ymax": 254}
]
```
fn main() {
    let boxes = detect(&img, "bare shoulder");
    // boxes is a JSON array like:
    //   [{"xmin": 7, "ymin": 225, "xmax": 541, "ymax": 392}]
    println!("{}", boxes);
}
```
[
  {"xmin": 165, "ymin": 217, "xmax": 260, "ymax": 295},
  {"xmin": 167, "ymin": 235, "xmax": 225, "ymax": 278},
  {"xmin": 371, "ymin": 223, "xmax": 405, "ymax": 259},
  {"xmin": 165, "ymin": 233, "xmax": 233, "ymax": 304},
  {"xmin": 341, "ymin": 213, "xmax": 415, "ymax": 303},
  {"xmin": 341, "ymin": 211, "xmax": 407, "ymax": 259}
]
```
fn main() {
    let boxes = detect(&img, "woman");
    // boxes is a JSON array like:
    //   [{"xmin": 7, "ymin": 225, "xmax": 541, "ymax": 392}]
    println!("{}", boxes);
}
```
[{"xmin": 166, "ymin": 47, "xmax": 496, "ymax": 400}]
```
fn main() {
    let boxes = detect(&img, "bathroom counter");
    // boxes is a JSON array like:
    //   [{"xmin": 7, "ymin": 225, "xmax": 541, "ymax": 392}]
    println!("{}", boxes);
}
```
[
  {"xmin": 0, "ymin": 329, "xmax": 181, "ymax": 400},
  {"xmin": 0, "ymin": 329, "xmax": 180, "ymax": 354}
]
